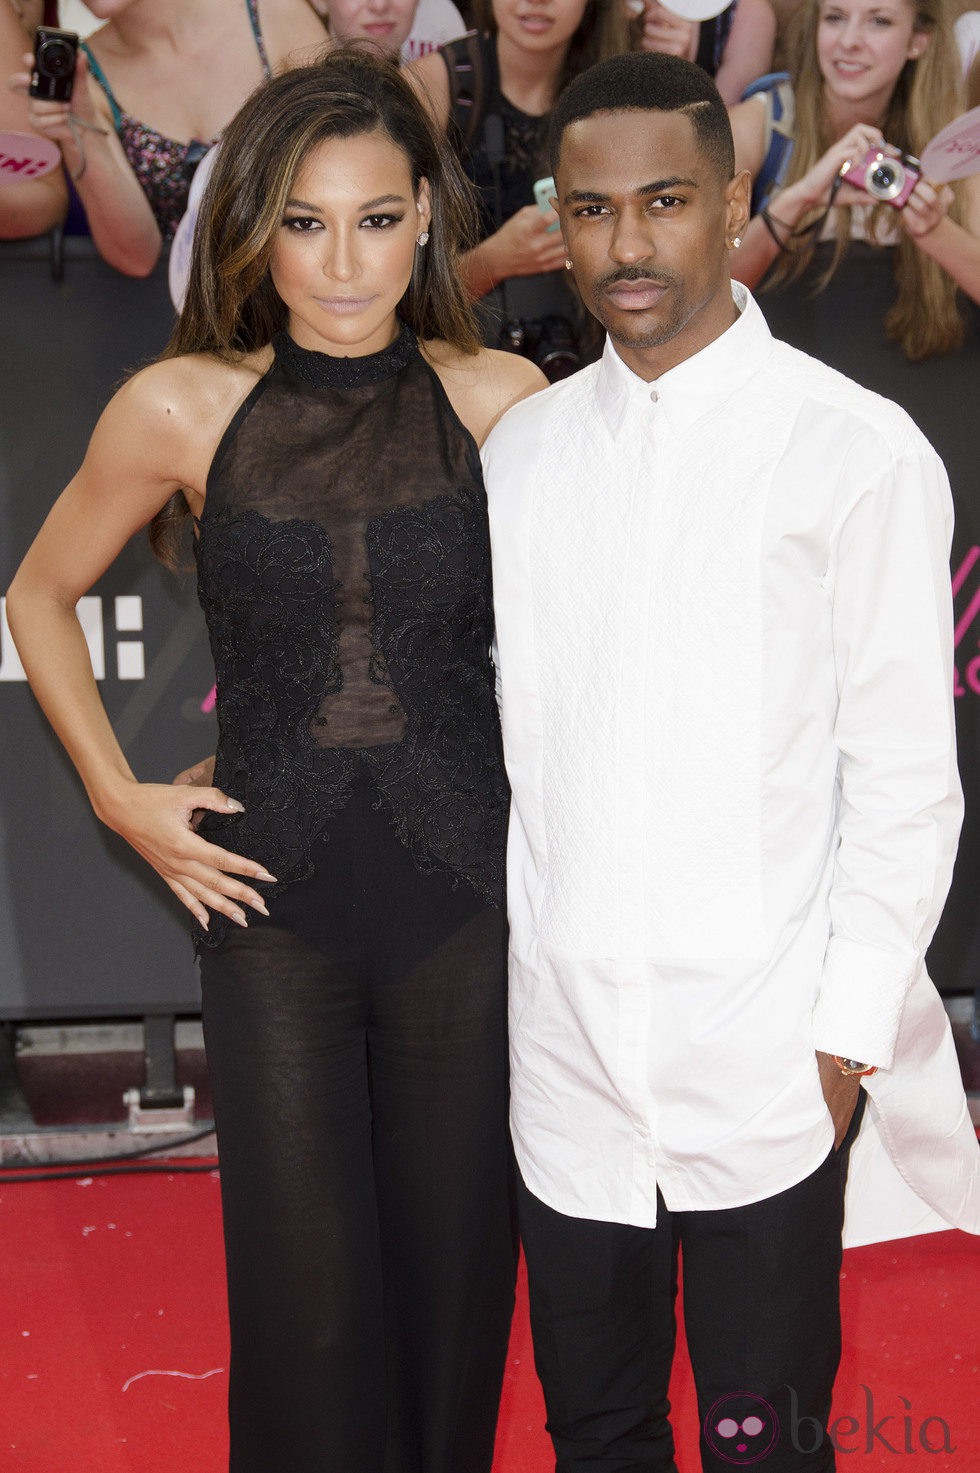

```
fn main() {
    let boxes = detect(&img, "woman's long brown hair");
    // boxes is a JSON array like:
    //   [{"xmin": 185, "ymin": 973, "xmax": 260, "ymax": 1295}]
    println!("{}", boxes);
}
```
[
  {"xmin": 151, "ymin": 45, "xmax": 481, "ymax": 567},
  {"xmin": 767, "ymin": 0, "xmax": 967, "ymax": 361}
]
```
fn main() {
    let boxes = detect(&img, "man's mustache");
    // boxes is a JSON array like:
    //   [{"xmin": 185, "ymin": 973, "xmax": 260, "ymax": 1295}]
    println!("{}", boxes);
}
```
[{"xmin": 595, "ymin": 264, "xmax": 678, "ymax": 291}]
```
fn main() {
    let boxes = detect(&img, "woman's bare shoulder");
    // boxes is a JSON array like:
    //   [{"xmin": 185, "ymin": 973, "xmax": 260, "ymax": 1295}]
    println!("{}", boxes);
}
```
[
  {"xmin": 114, "ymin": 347, "xmax": 273, "ymax": 438},
  {"xmin": 88, "ymin": 348, "xmax": 274, "ymax": 509},
  {"xmin": 261, "ymin": 0, "xmax": 331, "ymax": 66},
  {"xmin": 729, "ymin": 94, "xmax": 769, "ymax": 179},
  {"xmin": 405, "ymin": 48, "xmax": 452, "ymax": 130},
  {"xmin": 422, "ymin": 340, "xmax": 547, "ymax": 445}
]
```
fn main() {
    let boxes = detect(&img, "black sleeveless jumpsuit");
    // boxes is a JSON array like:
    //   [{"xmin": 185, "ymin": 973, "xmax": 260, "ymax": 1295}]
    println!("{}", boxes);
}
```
[{"xmin": 193, "ymin": 325, "xmax": 516, "ymax": 1473}]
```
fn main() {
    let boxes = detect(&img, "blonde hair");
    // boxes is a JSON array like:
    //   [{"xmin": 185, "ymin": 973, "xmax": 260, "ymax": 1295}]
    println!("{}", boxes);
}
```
[{"xmin": 769, "ymin": 0, "xmax": 967, "ymax": 360}]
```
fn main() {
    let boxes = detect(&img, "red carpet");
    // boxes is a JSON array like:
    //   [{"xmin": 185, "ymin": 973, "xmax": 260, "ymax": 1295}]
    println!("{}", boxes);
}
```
[{"xmin": 1, "ymin": 1166, "xmax": 977, "ymax": 1470}]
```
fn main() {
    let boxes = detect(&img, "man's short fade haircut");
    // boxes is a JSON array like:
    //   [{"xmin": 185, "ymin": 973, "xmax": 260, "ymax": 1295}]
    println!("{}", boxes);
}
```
[{"xmin": 548, "ymin": 51, "xmax": 736, "ymax": 182}]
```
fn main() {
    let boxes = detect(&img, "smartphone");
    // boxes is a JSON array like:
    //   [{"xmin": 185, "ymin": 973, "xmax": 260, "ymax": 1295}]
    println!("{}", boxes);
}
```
[
  {"xmin": 533, "ymin": 175, "xmax": 560, "ymax": 233},
  {"xmin": 30, "ymin": 27, "xmax": 79, "ymax": 104}
]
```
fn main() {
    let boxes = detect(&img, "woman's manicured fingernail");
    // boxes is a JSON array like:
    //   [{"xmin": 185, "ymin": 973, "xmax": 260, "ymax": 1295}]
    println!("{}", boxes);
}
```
[
  {"xmin": 256, "ymin": 869, "xmax": 277, "ymax": 882},
  {"xmin": 226, "ymin": 798, "xmax": 245, "ymax": 813},
  {"xmin": 233, "ymin": 911, "xmax": 248, "ymax": 928}
]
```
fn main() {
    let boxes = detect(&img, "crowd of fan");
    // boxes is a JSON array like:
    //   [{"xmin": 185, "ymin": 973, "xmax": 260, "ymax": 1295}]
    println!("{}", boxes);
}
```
[{"xmin": 2, "ymin": 0, "xmax": 979, "ymax": 368}]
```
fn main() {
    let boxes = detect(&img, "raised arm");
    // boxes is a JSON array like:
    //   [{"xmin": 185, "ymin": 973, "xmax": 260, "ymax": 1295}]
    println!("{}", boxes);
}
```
[
  {"xmin": 10, "ymin": 45, "xmax": 162, "ymax": 275},
  {"xmin": 5, "ymin": 360, "xmax": 275, "ymax": 930},
  {"xmin": 713, "ymin": 0, "xmax": 776, "ymax": 107},
  {"xmin": 261, "ymin": 0, "xmax": 332, "ymax": 68},
  {"xmin": 728, "ymin": 98, "xmax": 886, "ymax": 289},
  {"xmin": 405, "ymin": 48, "xmax": 453, "ymax": 130},
  {"xmin": 901, "ymin": 169, "xmax": 980, "ymax": 306},
  {"xmin": 0, "ymin": 2, "xmax": 67, "ymax": 238}
]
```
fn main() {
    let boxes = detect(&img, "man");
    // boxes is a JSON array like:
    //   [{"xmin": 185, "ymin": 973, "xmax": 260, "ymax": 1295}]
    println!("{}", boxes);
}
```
[{"xmin": 482, "ymin": 51, "xmax": 980, "ymax": 1473}]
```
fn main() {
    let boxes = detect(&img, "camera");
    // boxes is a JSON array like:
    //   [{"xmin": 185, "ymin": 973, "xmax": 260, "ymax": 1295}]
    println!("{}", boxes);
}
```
[
  {"xmin": 843, "ymin": 146, "xmax": 921, "ymax": 209},
  {"xmin": 30, "ymin": 27, "xmax": 79, "ymax": 103},
  {"xmin": 501, "ymin": 316, "xmax": 581, "ymax": 383}
]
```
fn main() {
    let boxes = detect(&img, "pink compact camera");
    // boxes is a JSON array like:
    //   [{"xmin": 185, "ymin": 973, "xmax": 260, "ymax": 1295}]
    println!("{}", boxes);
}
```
[{"xmin": 840, "ymin": 147, "xmax": 921, "ymax": 209}]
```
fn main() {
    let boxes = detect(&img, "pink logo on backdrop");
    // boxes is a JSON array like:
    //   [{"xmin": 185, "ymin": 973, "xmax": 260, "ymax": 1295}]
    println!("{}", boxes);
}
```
[{"xmin": 953, "ymin": 547, "xmax": 980, "ymax": 698}]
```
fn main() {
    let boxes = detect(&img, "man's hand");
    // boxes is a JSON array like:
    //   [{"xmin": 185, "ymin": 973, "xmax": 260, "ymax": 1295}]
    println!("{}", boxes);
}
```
[{"xmin": 816, "ymin": 1051, "xmax": 863, "ymax": 1149}]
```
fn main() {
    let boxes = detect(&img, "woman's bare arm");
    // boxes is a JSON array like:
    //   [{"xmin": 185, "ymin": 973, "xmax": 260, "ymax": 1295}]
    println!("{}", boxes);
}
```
[
  {"xmin": 405, "ymin": 49, "xmax": 452, "ymax": 131},
  {"xmin": 5, "ymin": 358, "xmax": 275, "ymax": 929},
  {"xmin": 904, "ymin": 170, "xmax": 980, "ymax": 306},
  {"xmin": 11, "ymin": 46, "xmax": 162, "ymax": 275},
  {"xmin": 425, "ymin": 342, "xmax": 547, "ymax": 444},
  {"xmin": 261, "ymin": 0, "xmax": 332, "ymax": 67},
  {"xmin": 713, "ymin": 0, "xmax": 776, "ymax": 107}
]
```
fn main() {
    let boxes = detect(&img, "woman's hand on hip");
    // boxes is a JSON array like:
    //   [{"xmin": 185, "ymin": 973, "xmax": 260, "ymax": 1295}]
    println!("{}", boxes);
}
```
[{"xmin": 98, "ymin": 779, "xmax": 275, "ymax": 931}]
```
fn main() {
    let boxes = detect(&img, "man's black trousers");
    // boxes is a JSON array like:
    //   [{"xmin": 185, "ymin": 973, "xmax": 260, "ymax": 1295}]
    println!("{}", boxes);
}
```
[{"xmin": 518, "ymin": 1133, "xmax": 860, "ymax": 1472}]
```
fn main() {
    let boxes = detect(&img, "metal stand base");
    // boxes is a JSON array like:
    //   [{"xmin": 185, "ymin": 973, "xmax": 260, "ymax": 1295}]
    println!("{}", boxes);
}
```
[{"xmin": 0, "ymin": 1017, "xmax": 214, "ymax": 1166}]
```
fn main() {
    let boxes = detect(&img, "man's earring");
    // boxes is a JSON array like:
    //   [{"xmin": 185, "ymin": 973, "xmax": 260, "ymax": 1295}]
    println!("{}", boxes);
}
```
[
  {"xmin": 564, "ymin": 258, "xmax": 573, "ymax": 270},
  {"xmin": 417, "ymin": 231, "xmax": 429, "ymax": 247}
]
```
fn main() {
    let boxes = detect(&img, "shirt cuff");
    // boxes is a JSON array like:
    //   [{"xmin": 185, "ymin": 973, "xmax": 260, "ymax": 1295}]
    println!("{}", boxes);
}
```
[{"xmin": 811, "ymin": 936, "xmax": 918, "ymax": 1072}]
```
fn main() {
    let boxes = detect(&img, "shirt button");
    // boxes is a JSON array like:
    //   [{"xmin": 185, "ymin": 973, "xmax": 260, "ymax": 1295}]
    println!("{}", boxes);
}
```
[{"xmin": 649, "ymin": 387, "xmax": 659, "ymax": 404}]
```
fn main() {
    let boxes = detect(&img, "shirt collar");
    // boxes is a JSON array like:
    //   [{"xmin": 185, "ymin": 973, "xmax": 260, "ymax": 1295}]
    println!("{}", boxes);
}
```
[{"xmin": 594, "ymin": 283, "xmax": 773, "ymax": 439}]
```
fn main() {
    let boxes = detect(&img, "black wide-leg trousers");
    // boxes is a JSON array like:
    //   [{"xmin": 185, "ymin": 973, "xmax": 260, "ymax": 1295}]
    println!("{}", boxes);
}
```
[
  {"xmin": 518, "ymin": 1135, "xmax": 857, "ymax": 1473},
  {"xmin": 198, "ymin": 789, "xmax": 517, "ymax": 1473}
]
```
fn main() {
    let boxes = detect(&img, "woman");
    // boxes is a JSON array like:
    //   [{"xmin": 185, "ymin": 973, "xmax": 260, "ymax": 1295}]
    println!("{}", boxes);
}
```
[
  {"xmin": 307, "ymin": 0, "xmax": 469, "ymax": 60},
  {"xmin": 12, "ymin": 0, "xmax": 328, "ymax": 274},
  {"xmin": 729, "ymin": 0, "xmax": 980, "ymax": 358},
  {"xmin": 409, "ymin": 0, "xmax": 628, "ymax": 357},
  {"xmin": 7, "ymin": 47, "xmax": 543, "ymax": 1471},
  {"xmin": 632, "ymin": 0, "xmax": 775, "ymax": 107}
]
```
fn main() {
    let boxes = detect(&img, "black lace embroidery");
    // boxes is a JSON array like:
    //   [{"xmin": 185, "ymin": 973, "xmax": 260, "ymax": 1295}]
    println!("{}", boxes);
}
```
[
  {"xmin": 193, "ymin": 506, "xmax": 354, "ymax": 947},
  {"xmin": 362, "ymin": 486, "xmax": 509, "ymax": 905},
  {"xmin": 191, "ymin": 337, "xmax": 508, "ymax": 948}
]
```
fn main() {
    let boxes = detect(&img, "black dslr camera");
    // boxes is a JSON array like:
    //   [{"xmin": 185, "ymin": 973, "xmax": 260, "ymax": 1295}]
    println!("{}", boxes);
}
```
[
  {"xmin": 501, "ymin": 316, "xmax": 581, "ymax": 384},
  {"xmin": 30, "ymin": 27, "xmax": 79, "ymax": 103}
]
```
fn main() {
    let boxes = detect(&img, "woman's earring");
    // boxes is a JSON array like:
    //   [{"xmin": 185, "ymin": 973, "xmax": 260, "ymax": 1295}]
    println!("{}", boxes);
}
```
[
  {"xmin": 730, "ymin": 236, "xmax": 742, "ymax": 249},
  {"xmin": 417, "ymin": 231, "xmax": 429, "ymax": 247}
]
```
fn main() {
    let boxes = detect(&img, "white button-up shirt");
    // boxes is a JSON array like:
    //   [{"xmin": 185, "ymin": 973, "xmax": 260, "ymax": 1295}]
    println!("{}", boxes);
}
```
[{"xmin": 482, "ymin": 285, "xmax": 968, "ymax": 1227}]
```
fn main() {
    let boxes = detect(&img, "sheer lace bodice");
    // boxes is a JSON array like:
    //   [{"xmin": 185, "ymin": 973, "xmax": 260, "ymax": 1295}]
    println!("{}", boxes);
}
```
[{"xmin": 193, "ymin": 326, "xmax": 509, "ymax": 946}]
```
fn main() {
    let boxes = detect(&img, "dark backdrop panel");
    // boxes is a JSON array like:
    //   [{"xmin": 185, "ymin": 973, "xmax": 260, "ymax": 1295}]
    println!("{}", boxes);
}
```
[
  {"xmin": 0, "ymin": 237, "xmax": 216, "ymax": 1019},
  {"xmin": 759, "ymin": 247, "xmax": 979, "ymax": 994}
]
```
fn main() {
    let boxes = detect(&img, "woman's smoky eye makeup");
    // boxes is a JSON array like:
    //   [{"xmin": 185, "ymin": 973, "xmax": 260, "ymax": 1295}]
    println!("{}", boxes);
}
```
[{"xmin": 278, "ymin": 211, "xmax": 407, "ymax": 232}]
